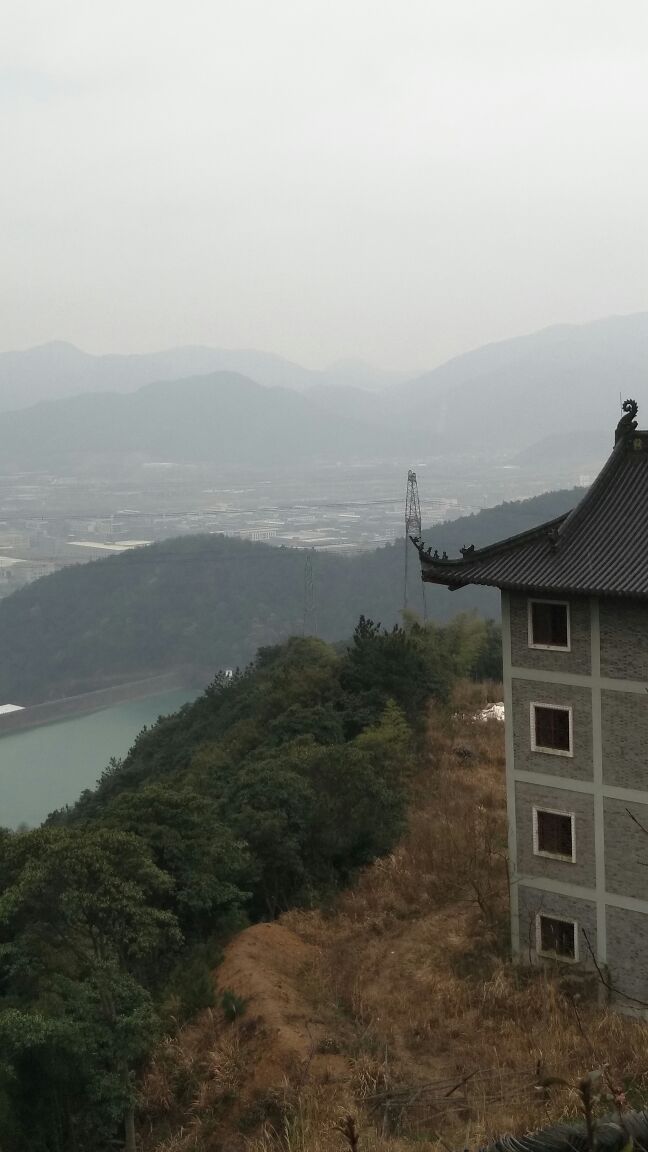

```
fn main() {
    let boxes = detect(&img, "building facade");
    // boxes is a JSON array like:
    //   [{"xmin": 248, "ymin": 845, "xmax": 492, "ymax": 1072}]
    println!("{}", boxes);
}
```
[{"xmin": 416, "ymin": 402, "xmax": 648, "ymax": 1010}]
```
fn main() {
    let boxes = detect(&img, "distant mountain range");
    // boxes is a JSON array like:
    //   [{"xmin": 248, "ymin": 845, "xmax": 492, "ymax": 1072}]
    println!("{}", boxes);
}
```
[
  {"xmin": 2, "ymin": 313, "xmax": 648, "ymax": 467},
  {"xmin": 0, "ymin": 342, "xmax": 408, "ymax": 413},
  {"xmin": 0, "ymin": 371, "xmax": 405, "ymax": 469},
  {"xmin": 395, "ymin": 312, "xmax": 648, "ymax": 453}
]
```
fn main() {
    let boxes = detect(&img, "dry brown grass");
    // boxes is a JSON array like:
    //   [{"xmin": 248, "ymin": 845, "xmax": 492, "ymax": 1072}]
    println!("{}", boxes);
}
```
[
  {"xmin": 144, "ymin": 683, "xmax": 648, "ymax": 1152},
  {"xmin": 281, "ymin": 685, "xmax": 648, "ymax": 1149},
  {"xmin": 140, "ymin": 1006, "xmax": 254, "ymax": 1150}
]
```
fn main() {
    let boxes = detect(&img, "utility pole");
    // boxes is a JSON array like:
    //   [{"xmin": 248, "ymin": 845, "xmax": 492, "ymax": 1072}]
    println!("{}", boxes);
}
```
[
  {"xmin": 303, "ymin": 551, "xmax": 317, "ymax": 636},
  {"xmin": 404, "ymin": 470, "xmax": 426, "ymax": 619}
]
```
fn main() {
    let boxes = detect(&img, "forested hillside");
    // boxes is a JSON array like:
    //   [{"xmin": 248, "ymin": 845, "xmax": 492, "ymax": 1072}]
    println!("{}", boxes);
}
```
[
  {"xmin": 0, "ymin": 616, "xmax": 499, "ymax": 1148},
  {"xmin": 0, "ymin": 486, "xmax": 581, "ymax": 703}
]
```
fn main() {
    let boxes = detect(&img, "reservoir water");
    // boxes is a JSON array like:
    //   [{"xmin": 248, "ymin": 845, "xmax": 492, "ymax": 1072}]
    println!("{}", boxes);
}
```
[{"xmin": 0, "ymin": 688, "xmax": 198, "ymax": 829}]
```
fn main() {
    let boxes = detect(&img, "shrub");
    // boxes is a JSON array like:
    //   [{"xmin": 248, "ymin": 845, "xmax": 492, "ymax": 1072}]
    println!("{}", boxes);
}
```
[{"xmin": 221, "ymin": 989, "xmax": 248, "ymax": 1022}]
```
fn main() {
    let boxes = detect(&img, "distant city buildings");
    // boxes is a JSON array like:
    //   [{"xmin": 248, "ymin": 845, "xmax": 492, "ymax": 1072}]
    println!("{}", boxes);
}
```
[
  {"xmin": 0, "ymin": 449, "xmax": 591, "ymax": 598},
  {"xmin": 68, "ymin": 540, "xmax": 152, "ymax": 560}
]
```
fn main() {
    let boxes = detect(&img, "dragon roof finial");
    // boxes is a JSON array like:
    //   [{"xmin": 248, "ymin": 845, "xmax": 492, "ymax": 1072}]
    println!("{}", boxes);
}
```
[{"xmin": 615, "ymin": 398, "xmax": 639, "ymax": 443}]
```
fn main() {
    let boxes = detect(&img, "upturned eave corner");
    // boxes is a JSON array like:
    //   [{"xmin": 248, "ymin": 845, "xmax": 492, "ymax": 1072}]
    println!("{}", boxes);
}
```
[
  {"xmin": 411, "ymin": 401, "xmax": 648, "ymax": 600},
  {"xmin": 409, "ymin": 534, "xmax": 467, "ymax": 588}
]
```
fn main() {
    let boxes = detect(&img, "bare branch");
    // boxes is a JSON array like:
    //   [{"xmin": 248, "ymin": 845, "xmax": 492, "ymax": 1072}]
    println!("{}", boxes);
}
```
[
  {"xmin": 625, "ymin": 807, "xmax": 648, "ymax": 837},
  {"xmin": 582, "ymin": 929, "xmax": 648, "ymax": 1009}
]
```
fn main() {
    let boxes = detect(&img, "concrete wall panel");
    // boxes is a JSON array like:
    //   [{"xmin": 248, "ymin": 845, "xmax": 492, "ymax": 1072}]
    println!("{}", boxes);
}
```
[
  {"xmin": 512, "ymin": 678, "xmax": 593, "ymax": 781},
  {"xmin": 601, "ymin": 601, "xmax": 648, "ymax": 681},
  {"xmin": 605, "ymin": 797, "xmax": 648, "ymax": 901},
  {"xmin": 517, "ymin": 885, "xmax": 597, "ymax": 966},
  {"xmin": 515, "ymin": 782, "xmax": 596, "ymax": 888},
  {"xmin": 606, "ymin": 905, "xmax": 648, "ymax": 1007},
  {"xmin": 510, "ymin": 594, "xmax": 591, "ymax": 675}
]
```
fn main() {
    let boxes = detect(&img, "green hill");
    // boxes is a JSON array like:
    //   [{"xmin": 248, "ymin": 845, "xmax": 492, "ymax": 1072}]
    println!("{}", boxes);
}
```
[
  {"xmin": 0, "ymin": 612, "xmax": 500, "ymax": 1147},
  {"xmin": 0, "ymin": 486, "xmax": 581, "ymax": 704}
]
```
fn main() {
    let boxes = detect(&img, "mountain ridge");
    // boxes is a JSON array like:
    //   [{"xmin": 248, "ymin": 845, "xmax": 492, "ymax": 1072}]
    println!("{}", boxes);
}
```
[
  {"xmin": 0, "ymin": 370, "xmax": 392, "ymax": 467},
  {"xmin": 391, "ymin": 311, "xmax": 648, "ymax": 451},
  {"xmin": 0, "ymin": 341, "xmax": 399, "ymax": 412},
  {"xmin": 4, "ymin": 311, "xmax": 648, "ymax": 465}
]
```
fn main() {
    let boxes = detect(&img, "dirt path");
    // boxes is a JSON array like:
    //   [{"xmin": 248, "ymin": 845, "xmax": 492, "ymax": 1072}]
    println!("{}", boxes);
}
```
[{"xmin": 218, "ymin": 921, "xmax": 322, "ymax": 1066}]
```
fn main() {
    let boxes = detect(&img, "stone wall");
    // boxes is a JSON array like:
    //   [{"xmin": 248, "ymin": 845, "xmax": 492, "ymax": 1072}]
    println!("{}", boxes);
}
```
[
  {"xmin": 508, "ymin": 593, "xmax": 648, "ymax": 1011},
  {"xmin": 602, "ymin": 690, "xmax": 648, "ymax": 790},
  {"xmin": 512, "ymin": 677, "xmax": 593, "ymax": 780},
  {"xmin": 509, "ymin": 593, "xmax": 591, "ymax": 675},
  {"xmin": 606, "ymin": 905, "xmax": 648, "ymax": 1006},
  {"xmin": 604, "ymin": 797, "xmax": 648, "ymax": 901},
  {"xmin": 600, "ymin": 601, "xmax": 648, "ymax": 680},
  {"xmin": 515, "ymin": 781, "xmax": 596, "ymax": 888},
  {"xmin": 517, "ymin": 885, "xmax": 597, "ymax": 965}
]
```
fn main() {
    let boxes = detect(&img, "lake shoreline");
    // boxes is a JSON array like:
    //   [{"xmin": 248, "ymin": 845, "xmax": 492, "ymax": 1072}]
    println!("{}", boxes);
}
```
[
  {"xmin": 0, "ymin": 686, "xmax": 201, "ymax": 827},
  {"xmin": 0, "ymin": 666, "xmax": 209, "ymax": 736}
]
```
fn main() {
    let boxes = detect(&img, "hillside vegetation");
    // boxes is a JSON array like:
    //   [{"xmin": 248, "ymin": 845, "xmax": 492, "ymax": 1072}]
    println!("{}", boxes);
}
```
[
  {"xmin": 141, "ymin": 690, "xmax": 648, "ymax": 1152},
  {"xmin": 0, "ymin": 487, "xmax": 579, "ymax": 703},
  {"xmin": 0, "ymin": 615, "xmax": 500, "ymax": 1149}
]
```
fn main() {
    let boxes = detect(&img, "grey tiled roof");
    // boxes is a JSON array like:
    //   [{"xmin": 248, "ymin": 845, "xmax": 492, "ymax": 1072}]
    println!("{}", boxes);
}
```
[{"xmin": 416, "ymin": 429, "xmax": 648, "ymax": 598}]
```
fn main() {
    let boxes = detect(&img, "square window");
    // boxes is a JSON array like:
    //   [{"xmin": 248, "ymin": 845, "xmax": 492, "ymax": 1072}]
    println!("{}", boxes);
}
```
[
  {"xmin": 531, "ymin": 703, "xmax": 572, "ymax": 755},
  {"xmin": 534, "ymin": 808, "xmax": 575, "ymax": 860},
  {"xmin": 529, "ymin": 601, "xmax": 570, "ymax": 649},
  {"xmin": 537, "ymin": 914, "xmax": 577, "ymax": 960}
]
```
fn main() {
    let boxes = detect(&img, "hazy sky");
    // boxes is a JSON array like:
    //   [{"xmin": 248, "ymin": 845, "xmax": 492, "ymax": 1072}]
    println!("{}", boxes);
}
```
[{"xmin": 3, "ymin": 1, "xmax": 648, "ymax": 369}]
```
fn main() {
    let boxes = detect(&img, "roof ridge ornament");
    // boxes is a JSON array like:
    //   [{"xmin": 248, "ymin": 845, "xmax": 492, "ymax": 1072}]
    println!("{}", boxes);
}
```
[
  {"xmin": 410, "ymin": 536, "xmax": 451, "ymax": 563},
  {"xmin": 615, "ymin": 398, "xmax": 638, "ymax": 443}
]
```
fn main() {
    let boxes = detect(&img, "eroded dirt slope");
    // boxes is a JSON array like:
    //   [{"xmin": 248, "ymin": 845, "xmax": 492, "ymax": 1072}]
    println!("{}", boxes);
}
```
[{"xmin": 142, "ymin": 699, "xmax": 648, "ymax": 1152}]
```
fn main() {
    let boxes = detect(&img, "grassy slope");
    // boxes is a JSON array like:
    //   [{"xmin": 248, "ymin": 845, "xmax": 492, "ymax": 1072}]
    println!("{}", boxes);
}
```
[{"xmin": 140, "ymin": 688, "xmax": 647, "ymax": 1152}]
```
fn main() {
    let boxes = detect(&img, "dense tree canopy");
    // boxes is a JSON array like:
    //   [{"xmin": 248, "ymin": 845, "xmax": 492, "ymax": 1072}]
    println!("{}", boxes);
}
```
[
  {"xmin": 0, "ymin": 614, "xmax": 501, "ymax": 1148},
  {"xmin": 0, "ymin": 827, "xmax": 182, "ymax": 1150}
]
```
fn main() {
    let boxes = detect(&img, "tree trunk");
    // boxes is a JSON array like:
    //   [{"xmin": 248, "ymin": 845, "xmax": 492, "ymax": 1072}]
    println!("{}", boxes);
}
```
[{"xmin": 124, "ymin": 1105, "xmax": 137, "ymax": 1152}]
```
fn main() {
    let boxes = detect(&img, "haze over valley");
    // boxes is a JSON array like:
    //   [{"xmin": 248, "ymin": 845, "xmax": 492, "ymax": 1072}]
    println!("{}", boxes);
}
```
[
  {"xmin": 5, "ymin": 3, "xmax": 648, "ymax": 1147},
  {"xmin": 0, "ymin": 312, "xmax": 643, "ymax": 600},
  {"xmin": 5, "ymin": 310, "xmax": 648, "ymax": 452}
]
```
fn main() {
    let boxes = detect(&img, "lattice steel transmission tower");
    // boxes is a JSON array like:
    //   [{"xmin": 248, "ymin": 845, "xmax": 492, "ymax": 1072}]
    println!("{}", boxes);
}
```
[
  {"xmin": 404, "ymin": 470, "xmax": 426, "ymax": 618},
  {"xmin": 303, "ymin": 551, "xmax": 317, "ymax": 636}
]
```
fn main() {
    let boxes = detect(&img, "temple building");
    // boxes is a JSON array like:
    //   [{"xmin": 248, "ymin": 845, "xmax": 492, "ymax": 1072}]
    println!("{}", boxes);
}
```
[{"xmin": 415, "ymin": 399, "xmax": 648, "ymax": 1011}]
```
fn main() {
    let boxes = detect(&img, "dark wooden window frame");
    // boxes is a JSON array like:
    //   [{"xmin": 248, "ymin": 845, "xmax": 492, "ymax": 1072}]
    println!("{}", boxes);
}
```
[
  {"xmin": 528, "ymin": 599, "xmax": 571, "ymax": 651},
  {"xmin": 530, "ymin": 702, "xmax": 573, "ymax": 757},
  {"xmin": 533, "ymin": 806, "xmax": 576, "ymax": 862},
  {"xmin": 536, "ymin": 912, "xmax": 578, "ymax": 961}
]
